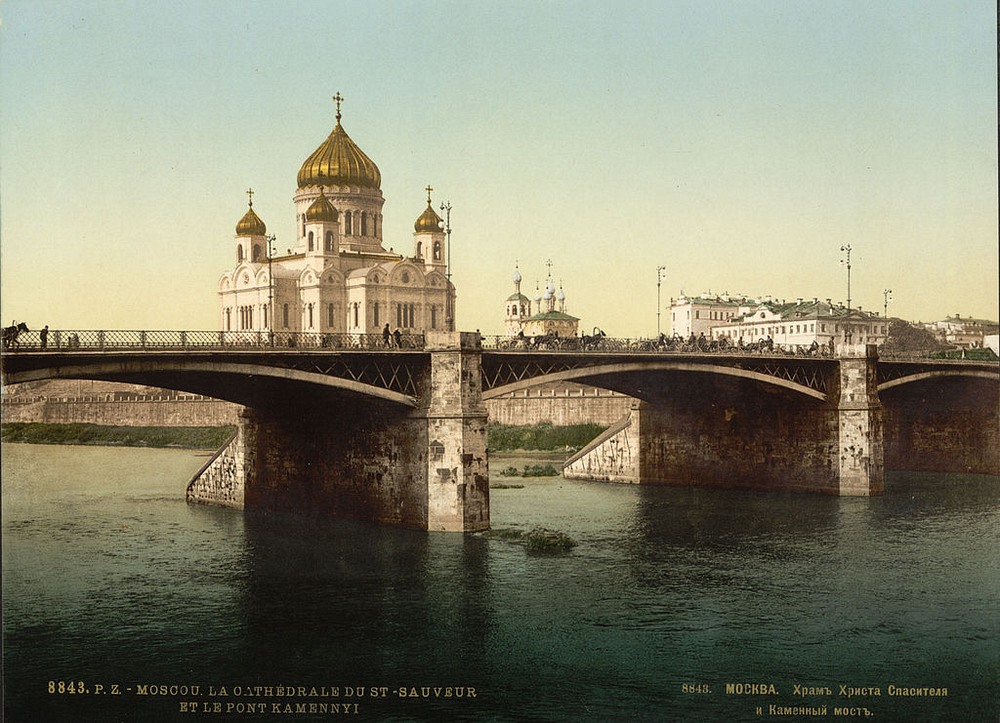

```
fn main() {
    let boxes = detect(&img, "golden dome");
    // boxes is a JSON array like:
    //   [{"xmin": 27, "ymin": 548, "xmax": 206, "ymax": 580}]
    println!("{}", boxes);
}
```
[
  {"xmin": 304, "ymin": 189, "xmax": 339, "ymax": 223},
  {"xmin": 297, "ymin": 115, "xmax": 381, "ymax": 190},
  {"xmin": 235, "ymin": 203, "xmax": 267, "ymax": 236},
  {"xmin": 414, "ymin": 202, "xmax": 443, "ymax": 233}
]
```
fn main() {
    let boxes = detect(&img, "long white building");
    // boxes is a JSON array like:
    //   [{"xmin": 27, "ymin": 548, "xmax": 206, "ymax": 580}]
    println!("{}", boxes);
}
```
[{"xmin": 711, "ymin": 299, "xmax": 888, "ymax": 354}]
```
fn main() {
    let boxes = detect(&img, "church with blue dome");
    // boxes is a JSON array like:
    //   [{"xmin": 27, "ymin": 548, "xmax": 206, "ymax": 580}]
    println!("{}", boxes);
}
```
[{"xmin": 503, "ymin": 263, "xmax": 579, "ymax": 338}]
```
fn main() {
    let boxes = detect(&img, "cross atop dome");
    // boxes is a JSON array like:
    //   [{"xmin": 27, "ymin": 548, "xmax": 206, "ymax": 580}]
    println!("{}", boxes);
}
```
[
  {"xmin": 425, "ymin": 185, "xmax": 434, "ymax": 205},
  {"xmin": 246, "ymin": 187, "xmax": 255, "ymax": 207},
  {"xmin": 333, "ymin": 92, "xmax": 344, "ymax": 123}
]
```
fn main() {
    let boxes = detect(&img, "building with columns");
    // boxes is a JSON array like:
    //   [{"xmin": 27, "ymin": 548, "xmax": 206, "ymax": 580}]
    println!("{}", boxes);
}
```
[{"xmin": 219, "ymin": 96, "xmax": 455, "ymax": 339}]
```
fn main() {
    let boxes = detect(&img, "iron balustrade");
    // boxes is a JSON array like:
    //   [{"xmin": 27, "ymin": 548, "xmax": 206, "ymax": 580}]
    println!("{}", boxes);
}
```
[
  {"xmin": 1, "ymin": 328, "xmax": 979, "ymax": 362},
  {"xmin": 480, "ymin": 334, "xmax": 841, "ymax": 357},
  {"xmin": 1, "ymin": 330, "xmax": 426, "ymax": 352}
]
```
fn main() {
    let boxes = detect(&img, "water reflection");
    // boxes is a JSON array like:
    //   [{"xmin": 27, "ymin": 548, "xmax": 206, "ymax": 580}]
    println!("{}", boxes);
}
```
[{"xmin": 3, "ymin": 445, "xmax": 997, "ymax": 722}]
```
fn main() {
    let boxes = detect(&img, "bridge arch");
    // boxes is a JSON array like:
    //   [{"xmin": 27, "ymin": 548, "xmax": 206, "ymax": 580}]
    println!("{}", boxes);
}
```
[
  {"xmin": 483, "ymin": 360, "xmax": 828, "ymax": 402},
  {"xmin": 4, "ymin": 359, "xmax": 417, "ymax": 408},
  {"xmin": 879, "ymin": 368, "xmax": 999, "ymax": 392}
]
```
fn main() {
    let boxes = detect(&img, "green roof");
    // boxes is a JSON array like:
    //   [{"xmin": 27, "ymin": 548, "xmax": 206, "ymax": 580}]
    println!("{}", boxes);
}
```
[{"xmin": 525, "ymin": 310, "xmax": 579, "ymax": 322}]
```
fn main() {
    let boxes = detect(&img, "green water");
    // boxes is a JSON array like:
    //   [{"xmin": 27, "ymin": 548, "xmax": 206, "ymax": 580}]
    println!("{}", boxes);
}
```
[{"xmin": 3, "ymin": 445, "xmax": 997, "ymax": 721}]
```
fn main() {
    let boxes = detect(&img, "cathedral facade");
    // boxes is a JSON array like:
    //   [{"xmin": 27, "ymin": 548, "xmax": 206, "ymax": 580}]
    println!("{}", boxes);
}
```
[{"xmin": 219, "ymin": 97, "xmax": 454, "ymax": 340}]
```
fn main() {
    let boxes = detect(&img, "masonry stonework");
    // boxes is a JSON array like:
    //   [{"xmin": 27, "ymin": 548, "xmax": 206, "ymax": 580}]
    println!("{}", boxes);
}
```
[
  {"xmin": 184, "ymin": 332, "xmax": 489, "ymax": 532},
  {"xmin": 567, "ymin": 351, "xmax": 885, "ymax": 496},
  {"xmin": 186, "ymin": 421, "xmax": 245, "ymax": 508}
]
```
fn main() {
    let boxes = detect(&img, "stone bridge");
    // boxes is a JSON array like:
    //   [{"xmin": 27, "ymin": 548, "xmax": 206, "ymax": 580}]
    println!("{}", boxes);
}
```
[{"xmin": 2, "ymin": 329, "xmax": 997, "ymax": 531}]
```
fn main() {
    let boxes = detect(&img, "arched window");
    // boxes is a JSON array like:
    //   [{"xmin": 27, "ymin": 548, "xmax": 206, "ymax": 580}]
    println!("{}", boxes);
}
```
[
  {"xmin": 308, "ymin": 303, "xmax": 314, "ymax": 329},
  {"xmin": 283, "ymin": 304, "xmax": 289, "ymax": 328},
  {"xmin": 372, "ymin": 214, "xmax": 378, "ymax": 237},
  {"xmin": 327, "ymin": 303, "xmax": 334, "ymax": 327},
  {"xmin": 433, "ymin": 241, "xmax": 441, "ymax": 260},
  {"xmin": 253, "ymin": 244, "xmax": 261, "ymax": 261},
  {"xmin": 345, "ymin": 211, "xmax": 353, "ymax": 235},
  {"xmin": 416, "ymin": 241, "xmax": 423, "ymax": 258},
  {"xmin": 361, "ymin": 212, "xmax": 367, "ymax": 236},
  {"xmin": 307, "ymin": 231, "xmax": 314, "ymax": 251},
  {"xmin": 325, "ymin": 231, "xmax": 334, "ymax": 252},
  {"xmin": 373, "ymin": 302, "xmax": 380, "ymax": 327},
  {"xmin": 353, "ymin": 302, "xmax": 359, "ymax": 328},
  {"xmin": 225, "ymin": 308, "xmax": 231, "ymax": 331},
  {"xmin": 237, "ymin": 245, "xmax": 244, "ymax": 262}
]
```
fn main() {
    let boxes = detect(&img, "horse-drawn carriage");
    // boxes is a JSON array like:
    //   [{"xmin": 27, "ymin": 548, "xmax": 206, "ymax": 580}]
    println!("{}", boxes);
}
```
[{"xmin": 2, "ymin": 322, "xmax": 29, "ymax": 349}]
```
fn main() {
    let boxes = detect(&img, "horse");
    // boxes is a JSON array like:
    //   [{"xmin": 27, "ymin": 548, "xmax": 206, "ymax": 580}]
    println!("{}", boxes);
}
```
[
  {"xmin": 529, "ymin": 333, "xmax": 559, "ymax": 350},
  {"xmin": 2, "ymin": 322, "xmax": 28, "ymax": 349},
  {"xmin": 580, "ymin": 327, "xmax": 606, "ymax": 351}
]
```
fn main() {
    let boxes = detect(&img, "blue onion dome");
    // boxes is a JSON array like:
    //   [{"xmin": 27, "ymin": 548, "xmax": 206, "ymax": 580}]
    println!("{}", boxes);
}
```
[
  {"xmin": 236, "ymin": 202, "xmax": 267, "ymax": 236},
  {"xmin": 304, "ymin": 189, "xmax": 339, "ymax": 223}
]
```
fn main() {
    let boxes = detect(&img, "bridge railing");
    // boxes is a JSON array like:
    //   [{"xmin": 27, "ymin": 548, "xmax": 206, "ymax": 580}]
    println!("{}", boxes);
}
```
[
  {"xmin": 2, "ymin": 330, "xmax": 426, "ymax": 352},
  {"xmin": 480, "ymin": 335, "xmax": 840, "ymax": 357}
]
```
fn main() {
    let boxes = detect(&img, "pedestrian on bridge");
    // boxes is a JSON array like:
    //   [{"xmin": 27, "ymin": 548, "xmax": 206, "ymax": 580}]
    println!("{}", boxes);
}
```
[
  {"xmin": 40, "ymin": 325, "xmax": 49, "ymax": 349},
  {"xmin": 383, "ymin": 323, "xmax": 391, "ymax": 347},
  {"xmin": 393, "ymin": 328, "xmax": 402, "ymax": 348}
]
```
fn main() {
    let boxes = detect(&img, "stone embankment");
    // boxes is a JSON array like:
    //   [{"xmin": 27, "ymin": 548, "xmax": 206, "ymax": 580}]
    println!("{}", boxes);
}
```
[
  {"xmin": 1, "ymin": 380, "xmax": 240, "ymax": 427},
  {"xmin": 3, "ymin": 380, "xmax": 623, "ymax": 429}
]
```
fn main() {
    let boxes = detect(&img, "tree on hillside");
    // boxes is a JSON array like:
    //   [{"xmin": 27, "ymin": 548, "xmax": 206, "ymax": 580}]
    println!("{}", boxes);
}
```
[{"xmin": 881, "ymin": 318, "xmax": 949, "ymax": 354}]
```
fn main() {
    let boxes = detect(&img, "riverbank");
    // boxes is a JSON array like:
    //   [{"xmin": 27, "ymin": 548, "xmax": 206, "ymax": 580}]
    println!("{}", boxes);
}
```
[
  {"xmin": 1, "ymin": 422, "xmax": 605, "ymax": 454},
  {"xmin": 0, "ymin": 423, "xmax": 235, "ymax": 450}
]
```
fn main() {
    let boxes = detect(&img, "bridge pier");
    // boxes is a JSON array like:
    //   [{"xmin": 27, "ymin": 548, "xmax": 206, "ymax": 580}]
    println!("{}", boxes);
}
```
[
  {"xmin": 188, "ymin": 332, "xmax": 489, "ymax": 531},
  {"xmin": 833, "ymin": 349, "xmax": 884, "ymax": 495},
  {"xmin": 567, "ymin": 349, "xmax": 884, "ymax": 496}
]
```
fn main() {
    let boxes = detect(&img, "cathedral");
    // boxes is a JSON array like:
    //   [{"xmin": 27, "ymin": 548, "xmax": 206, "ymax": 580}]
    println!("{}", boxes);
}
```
[{"xmin": 219, "ymin": 95, "xmax": 454, "ymax": 339}]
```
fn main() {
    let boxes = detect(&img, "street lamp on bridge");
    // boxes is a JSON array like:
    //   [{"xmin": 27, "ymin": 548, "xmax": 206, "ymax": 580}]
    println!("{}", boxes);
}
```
[
  {"xmin": 840, "ymin": 244, "xmax": 853, "ymax": 310},
  {"xmin": 883, "ymin": 288, "xmax": 892, "ymax": 320},
  {"xmin": 440, "ymin": 200, "xmax": 453, "ymax": 332},
  {"xmin": 266, "ymin": 234, "xmax": 276, "ymax": 346},
  {"xmin": 656, "ymin": 265, "xmax": 666, "ymax": 337}
]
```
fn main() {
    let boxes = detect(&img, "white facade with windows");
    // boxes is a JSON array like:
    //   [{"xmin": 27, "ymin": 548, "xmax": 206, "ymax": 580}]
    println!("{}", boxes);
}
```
[
  {"xmin": 711, "ymin": 299, "xmax": 888, "ymax": 355},
  {"xmin": 669, "ymin": 294, "xmax": 758, "ymax": 339},
  {"xmin": 219, "ymin": 99, "xmax": 455, "ymax": 338}
]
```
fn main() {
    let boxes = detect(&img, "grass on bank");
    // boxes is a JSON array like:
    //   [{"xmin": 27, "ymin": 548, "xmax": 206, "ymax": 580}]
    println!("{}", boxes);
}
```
[
  {"xmin": 499, "ymin": 464, "xmax": 560, "ymax": 477},
  {"xmin": 2, "ymin": 420, "xmax": 606, "ymax": 453},
  {"xmin": 0, "ymin": 423, "xmax": 236, "ymax": 450},
  {"xmin": 487, "ymin": 422, "xmax": 605, "ymax": 452}
]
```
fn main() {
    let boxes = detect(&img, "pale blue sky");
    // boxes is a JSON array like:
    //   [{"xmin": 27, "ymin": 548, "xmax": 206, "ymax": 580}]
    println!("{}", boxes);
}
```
[{"xmin": 1, "ymin": 0, "xmax": 996, "ymax": 335}]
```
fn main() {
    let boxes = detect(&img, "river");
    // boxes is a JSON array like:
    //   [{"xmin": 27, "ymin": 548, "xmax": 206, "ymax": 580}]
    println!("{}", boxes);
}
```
[{"xmin": 2, "ymin": 444, "xmax": 997, "ymax": 721}]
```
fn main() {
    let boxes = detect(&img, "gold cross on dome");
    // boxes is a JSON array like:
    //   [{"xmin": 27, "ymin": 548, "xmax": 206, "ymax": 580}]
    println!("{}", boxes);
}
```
[
  {"xmin": 246, "ymin": 188, "xmax": 254, "ymax": 207},
  {"xmin": 333, "ymin": 92, "xmax": 344, "ymax": 122},
  {"xmin": 425, "ymin": 185, "xmax": 434, "ymax": 204}
]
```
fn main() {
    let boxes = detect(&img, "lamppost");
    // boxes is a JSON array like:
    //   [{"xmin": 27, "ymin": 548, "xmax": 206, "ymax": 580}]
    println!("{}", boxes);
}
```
[
  {"xmin": 883, "ymin": 288, "xmax": 892, "ymax": 320},
  {"xmin": 266, "ymin": 234, "xmax": 276, "ymax": 346},
  {"xmin": 656, "ymin": 265, "xmax": 666, "ymax": 337},
  {"xmin": 439, "ymin": 200, "xmax": 453, "ymax": 331},
  {"xmin": 840, "ymin": 244, "xmax": 852, "ymax": 310}
]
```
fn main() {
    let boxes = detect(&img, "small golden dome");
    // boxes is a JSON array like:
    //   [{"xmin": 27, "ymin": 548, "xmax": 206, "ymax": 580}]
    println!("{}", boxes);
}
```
[
  {"xmin": 297, "ymin": 119, "xmax": 381, "ymax": 190},
  {"xmin": 414, "ymin": 203, "xmax": 443, "ymax": 233},
  {"xmin": 236, "ymin": 203, "xmax": 267, "ymax": 236},
  {"xmin": 304, "ymin": 189, "xmax": 339, "ymax": 223}
]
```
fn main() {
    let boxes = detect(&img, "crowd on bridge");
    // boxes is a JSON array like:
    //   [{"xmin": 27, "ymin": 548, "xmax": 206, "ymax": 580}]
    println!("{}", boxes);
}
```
[{"xmin": 487, "ymin": 330, "xmax": 836, "ymax": 357}]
